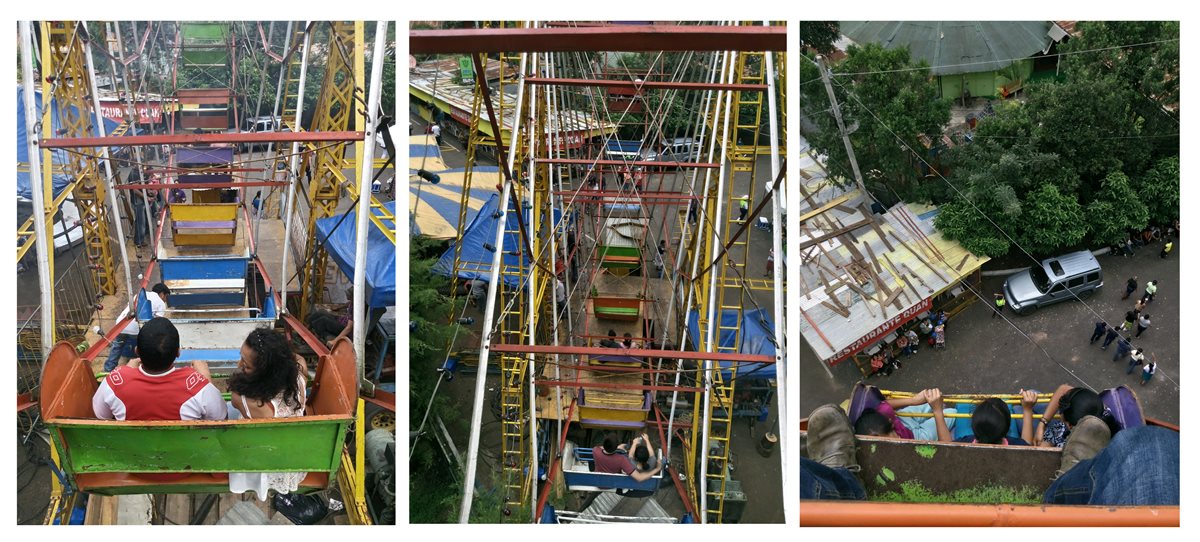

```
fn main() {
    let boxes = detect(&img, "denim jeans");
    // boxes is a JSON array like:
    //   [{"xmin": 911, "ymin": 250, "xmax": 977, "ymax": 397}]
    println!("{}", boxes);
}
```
[
  {"xmin": 103, "ymin": 334, "xmax": 137, "ymax": 372},
  {"xmin": 799, "ymin": 457, "xmax": 865, "ymax": 500},
  {"xmin": 1044, "ymin": 425, "xmax": 1179, "ymax": 505}
]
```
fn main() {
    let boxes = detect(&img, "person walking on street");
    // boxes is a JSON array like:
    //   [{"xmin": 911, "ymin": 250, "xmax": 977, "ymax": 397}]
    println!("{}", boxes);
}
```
[
  {"xmin": 1123, "ymin": 276, "xmax": 1138, "ymax": 300},
  {"xmin": 1160, "ymin": 238, "xmax": 1174, "ymax": 259},
  {"xmin": 1089, "ymin": 320, "xmax": 1106, "ymax": 344},
  {"xmin": 430, "ymin": 123, "xmax": 443, "ymax": 146},
  {"xmin": 1136, "ymin": 314, "xmax": 1152, "ymax": 338},
  {"xmin": 1141, "ymin": 358, "xmax": 1158, "ymax": 386},
  {"xmin": 1100, "ymin": 324, "xmax": 1120, "ymax": 350},
  {"xmin": 766, "ymin": 248, "xmax": 775, "ymax": 278},
  {"xmin": 738, "ymin": 195, "xmax": 749, "ymax": 222},
  {"xmin": 1120, "ymin": 310, "xmax": 1138, "ymax": 332},
  {"xmin": 1134, "ymin": 297, "xmax": 1146, "ymax": 315},
  {"xmin": 654, "ymin": 240, "xmax": 666, "ymax": 278},
  {"xmin": 1126, "ymin": 348, "xmax": 1146, "ymax": 375},
  {"xmin": 1143, "ymin": 280, "xmax": 1159, "ymax": 304},
  {"xmin": 992, "ymin": 293, "xmax": 1005, "ymax": 318},
  {"xmin": 1112, "ymin": 336, "xmax": 1134, "ymax": 363}
]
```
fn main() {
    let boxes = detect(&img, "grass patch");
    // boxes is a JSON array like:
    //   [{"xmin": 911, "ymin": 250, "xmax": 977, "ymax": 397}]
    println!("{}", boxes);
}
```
[{"xmin": 873, "ymin": 480, "xmax": 1042, "ymax": 504}]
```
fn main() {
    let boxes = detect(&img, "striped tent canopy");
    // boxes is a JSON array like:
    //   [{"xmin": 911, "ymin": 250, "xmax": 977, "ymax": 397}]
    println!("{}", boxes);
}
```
[{"xmin": 409, "ymin": 134, "xmax": 501, "ymax": 239}]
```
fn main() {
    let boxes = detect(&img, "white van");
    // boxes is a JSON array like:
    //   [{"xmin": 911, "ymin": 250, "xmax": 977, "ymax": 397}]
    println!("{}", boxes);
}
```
[{"xmin": 240, "ymin": 116, "xmax": 287, "ymax": 153}]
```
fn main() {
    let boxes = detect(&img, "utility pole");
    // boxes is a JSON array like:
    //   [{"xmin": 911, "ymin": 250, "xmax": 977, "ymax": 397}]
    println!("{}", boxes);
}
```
[{"xmin": 816, "ymin": 55, "xmax": 867, "ymax": 195}]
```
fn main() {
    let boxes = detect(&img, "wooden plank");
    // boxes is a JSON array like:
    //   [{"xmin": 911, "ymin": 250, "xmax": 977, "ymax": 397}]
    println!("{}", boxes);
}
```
[
  {"xmin": 956, "ymin": 253, "xmax": 970, "ymax": 272},
  {"xmin": 797, "ymin": 193, "xmax": 852, "ymax": 223},
  {"xmin": 890, "ymin": 230, "xmax": 951, "ymax": 284},
  {"xmin": 861, "ymin": 204, "xmax": 895, "ymax": 252},
  {"xmin": 878, "ymin": 253, "xmax": 912, "ymax": 307},
  {"xmin": 883, "ymin": 252, "xmax": 922, "ymax": 302},
  {"xmin": 899, "ymin": 262, "xmax": 934, "ymax": 294},
  {"xmin": 797, "ymin": 217, "xmax": 873, "ymax": 251},
  {"xmin": 821, "ymin": 300, "xmax": 850, "ymax": 318},
  {"xmin": 864, "ymin": 242, "xmax": 882, "ymax": 274},
  {"xmin": 841, "ymin": 235, "xmax": 864, "ymax": 261}
]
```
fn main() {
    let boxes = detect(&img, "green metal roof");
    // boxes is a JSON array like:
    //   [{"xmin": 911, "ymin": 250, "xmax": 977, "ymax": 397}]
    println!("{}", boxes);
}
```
[{"xmin": 840, "ymin": 21, "xmax": 1054, "ymax": 76}]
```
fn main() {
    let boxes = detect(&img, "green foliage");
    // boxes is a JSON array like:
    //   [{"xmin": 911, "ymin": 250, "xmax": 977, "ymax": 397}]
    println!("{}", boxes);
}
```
[
  {"xmin": 1135, "ymin": 156, "xmax": 1180, "ymax": 223},
  {"xmin": 408, "ymin": 236, "xmax": 468, "ymax": 522},
  {"xmin": 928, "ymin": 21, "xmax": 1179, "ymax": 258},
  {"xmin": 934, "ymin": 199, "xmax": 1012, "ymax": 258},
  {"xmin": 874, "ymin": 480, "xmax": 1041, "ymax": 504},
  {"xmin": 1018, "ymin": 184, "xmax": 1087, "ymax": 255},
  {"xmin": 796, "ymin": 22, "xmax": 841, "ymax": 55},
  {"xmin": 798, "ymin": 44, "xmax": 950, "ymax": 198},
  {"xmin": 1087, "ymin": 171, "xmax": 1149, "ymax": 246}
]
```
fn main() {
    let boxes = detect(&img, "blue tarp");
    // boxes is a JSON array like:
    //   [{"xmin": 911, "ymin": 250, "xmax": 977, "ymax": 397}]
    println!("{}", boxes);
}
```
[
  {"xmin": 686, "ymin": 308, "xmax": 778, "ymax": 379},
  {"xmin": 431, "ymin": 193, "xmax": 569, "ymax": 289},
  {"xmin": 314, "ymin": 201, "xmax": 397, "ymax": 308},
  {"xmin": 17, "ymin": 86, "xmax": 132, "ymax": 200},
  {"xmin": 431, "ymin": 193, "xmax": 528, "ymax": 289}
]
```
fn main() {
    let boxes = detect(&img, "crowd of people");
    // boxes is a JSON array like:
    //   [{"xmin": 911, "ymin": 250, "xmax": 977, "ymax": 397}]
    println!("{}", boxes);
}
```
[{"xmin": 867, "ymin": 310, "xmax": 948, "ymax": 378}]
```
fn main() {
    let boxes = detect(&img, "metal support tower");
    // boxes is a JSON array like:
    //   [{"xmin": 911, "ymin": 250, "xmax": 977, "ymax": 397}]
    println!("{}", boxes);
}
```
[
  {"xmin": 44, "ymin": 21, "xmax": 118, "ymax": 297},
  {"xmin": 297, "ymin": 21, "xmax": 363, "ymax": 320}
]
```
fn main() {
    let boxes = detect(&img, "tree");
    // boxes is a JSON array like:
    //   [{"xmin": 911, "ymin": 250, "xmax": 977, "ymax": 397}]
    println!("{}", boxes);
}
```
[
  {"xmin": 1059, "ymin": 22, "xmax": 1179, "ymax": 122},
  {"xmin": 797, "ymin": 44, "xmax": 950, "ymax": 201},
  {"xmin": 1017, "ymin": 183, "xmax": 1087, "ymax": 256},
  {"xmin": 409, "ymin": 236, "xmax": 467, "ymax": 522},
  {"xmin": 796, "ymin": 22, "xmax": 841, "ymax": 55},
  {"xmin": 934, "ymin": 197, "xmax": 1014, "ymax": 258},
  {"xmin": 1135, "ymin": 155, "xmax": 1180, "ymax": 223},
  {"xmin": 1086, "ymin": 171, "xmax": 1148, "ymax": 246}
]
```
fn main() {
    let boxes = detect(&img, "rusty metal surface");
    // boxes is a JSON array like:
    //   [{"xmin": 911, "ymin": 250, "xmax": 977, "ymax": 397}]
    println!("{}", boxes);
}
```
[{"xmin": 410, "ymin": 25, "xmax": 786, "ymax": 54}]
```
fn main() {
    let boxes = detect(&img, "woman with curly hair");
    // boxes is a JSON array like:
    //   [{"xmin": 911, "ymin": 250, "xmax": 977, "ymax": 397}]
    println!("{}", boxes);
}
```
[{"xmin": 228, "ymin": 328, "xmax": 309, "ymax": 499}]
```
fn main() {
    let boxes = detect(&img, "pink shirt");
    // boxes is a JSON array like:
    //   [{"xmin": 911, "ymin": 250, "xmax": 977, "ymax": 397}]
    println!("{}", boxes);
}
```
[
  {"xmin": 876, "ymin": 401, "xmax": 914, "ymax": 439},
  {"xmin": 592, "ymin": 446, "xmax": 634, "ymax": 474}
]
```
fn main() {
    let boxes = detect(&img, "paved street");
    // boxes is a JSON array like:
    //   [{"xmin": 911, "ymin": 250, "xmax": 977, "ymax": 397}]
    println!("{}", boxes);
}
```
[{"xmin": 799, "ymin": 242, "xmax": 1181, "ymax": 426}]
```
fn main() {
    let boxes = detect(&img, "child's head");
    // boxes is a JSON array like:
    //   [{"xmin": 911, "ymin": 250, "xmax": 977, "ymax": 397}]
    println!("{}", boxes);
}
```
[
  {"xmin": 853, "ymin": 408, "xmax": 896, "ymax": 438},
  {"xmin": 971, "ymin": 398, "xmax": 1012, "ymax": 444}
]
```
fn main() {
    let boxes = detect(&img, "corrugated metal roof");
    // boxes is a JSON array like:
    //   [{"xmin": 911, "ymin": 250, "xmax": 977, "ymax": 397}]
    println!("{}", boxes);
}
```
[
  {"xmin": 793, "ymin": 135, "xmax": 990, "ymax": 364},
  {"xmin": 840, "ymin": 21, "xmax": 1055, "ymax": 76},
  {"xmin": 411, "ymin": 61, "xmax": 616, "ymax": 135}
]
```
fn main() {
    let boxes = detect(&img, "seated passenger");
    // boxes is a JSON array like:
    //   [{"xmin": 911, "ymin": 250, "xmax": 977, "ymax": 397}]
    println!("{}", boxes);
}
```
[
  {"xmin": 598, "ymin": 329, "xmax": 621, "ymax": 348},
  {"xmin": 592, "ymin": 433, "xmax": 634, "ymax": 475},
  {"xmin": 853, "ymin": 388, "xmax": 956, "ymax": 442},
  {"xmin": 628, "ymin": 433, "xmax": 663, "ymax": 482},
  {"xmin": 93, "ymin": 317, "xmax": 225, "ymax": 421},
  {"xmin": 103, "ymin": 283, "xmax": 171, "ymax": 372},
  {"xmin": 954, "ymin": 391, "xmax": 1036, "ymax": 446},
  {"xmin": 1035, "ymin": 384, "xmax": 1120, "ymax": 447},
  {"xmin": 228, "ymin": 328, "xmax": 309, "ymax": 499}
]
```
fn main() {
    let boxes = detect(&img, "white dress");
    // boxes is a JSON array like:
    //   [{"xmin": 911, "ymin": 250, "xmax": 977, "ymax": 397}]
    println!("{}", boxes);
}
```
[{"xmin": 229, "ymin": 375, "xmax": 307, "ymax": 500}]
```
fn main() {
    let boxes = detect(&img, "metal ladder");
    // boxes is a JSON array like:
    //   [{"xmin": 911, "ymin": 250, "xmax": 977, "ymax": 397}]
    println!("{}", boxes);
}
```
[{"xmin": 704, "ymin": 45, "xmax": 766, "ymax": 524}]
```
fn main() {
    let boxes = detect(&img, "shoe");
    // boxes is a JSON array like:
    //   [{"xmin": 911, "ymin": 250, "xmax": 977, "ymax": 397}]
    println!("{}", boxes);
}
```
[
  {"xmin": 1055, "ymin": 415, "xmax": 1111, "ymax": 479},
  {"xmin": 805, "ymin": 404, "xmax": 859, "ymax": 471}
]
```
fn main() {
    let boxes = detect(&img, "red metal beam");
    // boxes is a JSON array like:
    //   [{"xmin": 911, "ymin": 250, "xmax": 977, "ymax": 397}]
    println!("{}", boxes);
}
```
[
  {"xmin": 410, "ymin": 25, "xmax": 786, "ymax": 54},
  {"xmin": 525, "ymin": 77, "xmax": 767, "ymax": 92},
  {"xmin": 114, "ymin": 181, "xmax": 290, "ymax": 190},
  {"xmin": 364, "ymin": 388, "xmax": 396, "ymax": 412},
  {"xmin": 535, "ymin": 380, "xmax": 702, "ymax": 393},
  {"xmin": 536, "ymin": 158, "xmax": 719, "ymax": 169},
  {"xmin": 40, "ymin": 131, "xmax": 365, "ymax": 149},
  {"xmin": 490, "ymin": 343, "xmax": 774, "ymax": 363},
  {"xmin": 282, "ymin": 313, "xmax": 330, "ymax": 357}
]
